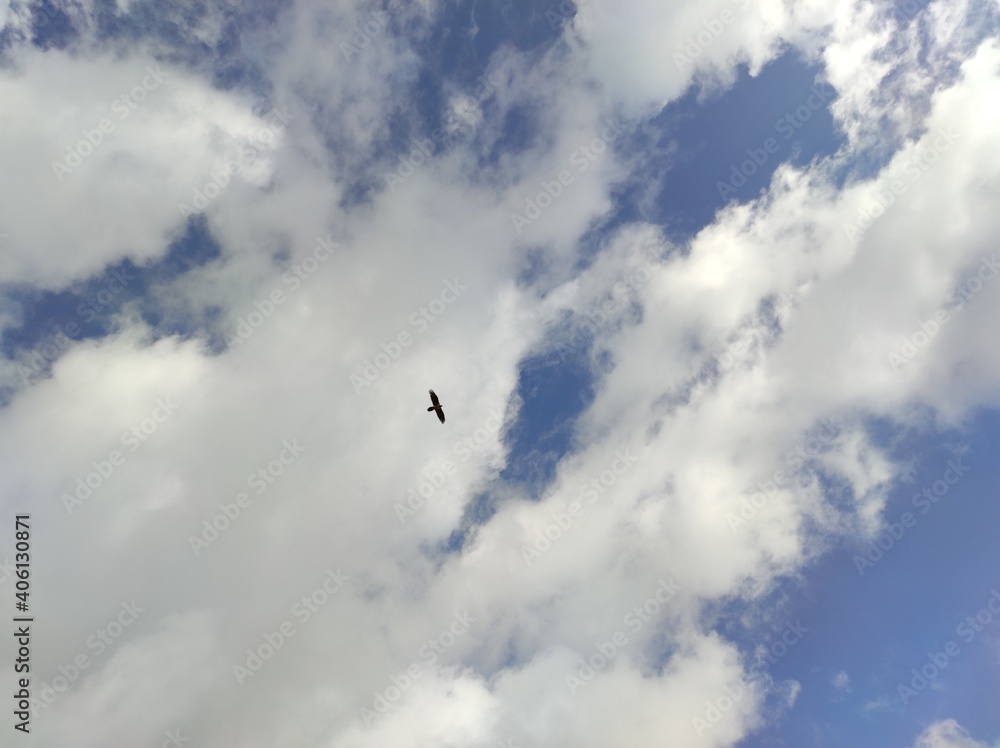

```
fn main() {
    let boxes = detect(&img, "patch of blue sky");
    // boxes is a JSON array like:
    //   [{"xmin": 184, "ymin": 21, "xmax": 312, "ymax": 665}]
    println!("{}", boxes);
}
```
[
  {"xmin": 630, "ymin": 51, "xmax": 844, "ymax": 241},
  {"xmin": 93, "ymin": 0, "xmax": 279, "ymax": 94},
  {"xmin": 419, "ymin": 0, "xmax": 559, "ymax": 81},
  {"xmin": 340, "ymin": 0, "xmax": 566, "ymax": 204},
  {"xmin": 499, "ymin": 341, "xmax": 596, "ymax": 491},
  {"xmin": 488, "ymin": 52, "xmax": 847, "ymax": 530},
  {"xmin": 839, "ymin": 0, "xmax": 997, "ymax": 191},
  {"xmin": 12, "ymin": 1, "xmax": 277, "ymax": 135},
  {"xmin": 511, "ymin": 2, "xmax": 994, "ymax": 255},
  {"xmin": 907, "ymin": 0, "xmax": 1000, "ymax": 67},
  {"xmin": 734, "ymin": 409, "xmax": 1000, "ymax": 747},
  {"xmin": 439, "ymin": 489, "xmax": 494, "ymax": 555},
  {"xmin": 438, "ymin": 342, "xmax": 596, "ymax": 555},
  {"xmin": 1, "ymin": 216, "xmax": 222, "ymax": 365},
  {"xmin": 27, "ymin": 0, "xmax": 77, "ymax": 51}
]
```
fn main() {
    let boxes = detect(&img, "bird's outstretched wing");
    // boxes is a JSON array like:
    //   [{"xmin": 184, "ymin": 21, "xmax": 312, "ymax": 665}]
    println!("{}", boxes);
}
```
[{"xmin": 428, "ymin": 389, "xmax": 446, "ymax": 423}]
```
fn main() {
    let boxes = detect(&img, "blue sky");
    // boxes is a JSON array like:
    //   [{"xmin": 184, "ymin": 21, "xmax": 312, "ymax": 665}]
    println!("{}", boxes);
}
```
[
  {"xmin": 1, "ymin": 1, "xmax": 999, "ymax": 747},
  {"xmin": 737, "ymin": 414, "xmax": 1000, "ymax": 747}
]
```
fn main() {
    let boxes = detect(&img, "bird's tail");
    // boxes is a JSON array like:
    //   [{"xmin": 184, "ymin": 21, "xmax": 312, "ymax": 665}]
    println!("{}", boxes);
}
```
[{"xmin": 427, "ymin": 406, "xmax": 435, "ymax": 411}]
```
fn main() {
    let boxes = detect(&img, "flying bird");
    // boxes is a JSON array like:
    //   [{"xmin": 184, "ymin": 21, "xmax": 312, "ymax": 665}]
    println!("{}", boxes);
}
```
[{"xmin": 427, "ymin": 389, "xmax": 446, "ymax": 424}]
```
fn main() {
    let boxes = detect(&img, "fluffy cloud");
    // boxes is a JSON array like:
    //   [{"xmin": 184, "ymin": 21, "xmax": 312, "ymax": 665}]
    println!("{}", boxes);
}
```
[
  {"xmin": 1, "ymin": 0, "xmax": 998, "ymax": 746},
  {"xmin": 0, "ymin": 45, "xmax": 299, "ymax": 287},
  {"xmin": 912, "ymin": 719, "xmax": 993, "ymax": 748}
]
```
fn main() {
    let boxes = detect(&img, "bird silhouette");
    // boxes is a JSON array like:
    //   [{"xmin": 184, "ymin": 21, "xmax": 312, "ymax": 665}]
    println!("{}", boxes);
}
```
[{"xmin": 427, "ymin": 389, "xmax": 445, "ymax": 424}]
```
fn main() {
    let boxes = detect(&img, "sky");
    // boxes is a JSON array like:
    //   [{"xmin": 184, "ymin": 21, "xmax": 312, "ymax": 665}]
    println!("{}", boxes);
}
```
[{"xmin": 1, "ymin": 0, "xmax": 999, "ymax": 747}]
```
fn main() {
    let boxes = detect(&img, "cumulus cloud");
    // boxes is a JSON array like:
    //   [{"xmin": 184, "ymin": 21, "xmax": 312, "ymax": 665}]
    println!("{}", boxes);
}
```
[
  {"xmin": 1, "ymin": 0, "xmax": 998, "ymax": 746},
  {"xmin": 912, "ymin": 719, "xmax": 993, "ymax": 748},
  {"xmin": 0, "ymin": 46, "xmax": 292, "ymax": 287}
]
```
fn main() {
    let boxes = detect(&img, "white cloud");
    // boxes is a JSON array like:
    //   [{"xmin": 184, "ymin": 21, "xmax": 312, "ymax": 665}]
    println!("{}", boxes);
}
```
[
  {"xmin": 0, "ymin": 47, "xmax": 291, "ymax": 288},
  {"xmin": 832, "ymin": 669, "xmax": 850, "ymax": 691},
  {"xmin": 2, "ymin": 0, "xmax": 999, "ymax": 746},
  {"xmin": 912, "ymin": 719, "xmax": 993, "ymax": 748}
]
